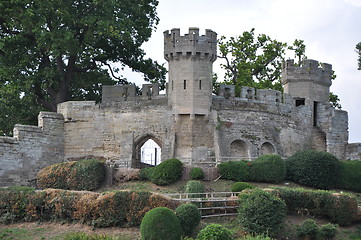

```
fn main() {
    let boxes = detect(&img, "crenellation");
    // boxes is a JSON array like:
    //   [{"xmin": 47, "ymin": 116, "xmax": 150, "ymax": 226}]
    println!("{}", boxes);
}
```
[{"xmin": 1, "ymin": 26, "xmax": 360, "ymax": 187}]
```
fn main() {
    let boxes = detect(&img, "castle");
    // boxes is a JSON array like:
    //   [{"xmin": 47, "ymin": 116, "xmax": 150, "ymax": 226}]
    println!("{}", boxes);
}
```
[{"xmin": 1, "ymin": 28, "xmax": 361, "ymax": 186}]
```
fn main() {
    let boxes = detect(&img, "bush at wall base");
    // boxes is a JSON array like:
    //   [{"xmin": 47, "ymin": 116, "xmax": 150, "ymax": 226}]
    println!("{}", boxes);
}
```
[
  {"xmin": 140, "ymin": 207, "xmax": 183, "ymax": 240},
  {"xmin": 149, "ymin": 158, "xmax": 183, "ymax": 186},
  {"xmin": 286, "ymin": 150, "xmax": 341, "ymax": 190},
  {"xmin": 36, "ymin": 158, "xmax": 106, "ymax": 190}
]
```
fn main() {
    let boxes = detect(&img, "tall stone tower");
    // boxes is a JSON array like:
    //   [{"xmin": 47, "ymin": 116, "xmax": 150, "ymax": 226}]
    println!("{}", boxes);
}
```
[
  {"xmin": 282, "ymin": 59, "xmax": 333, "ymax": 106},
  {"xmin": 164, "ymin": 28, "xmax": 217, "ymax": 118}
]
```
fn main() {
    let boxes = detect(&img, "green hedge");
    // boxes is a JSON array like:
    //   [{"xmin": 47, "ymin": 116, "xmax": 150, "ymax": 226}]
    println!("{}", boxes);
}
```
[
  {"xmin": 217, "ymin": 161, "xmax": 251, "ymax": 182},
  {"xmin": 150, "ymin": 158, "xmax": 183, "ymax": 186},
  {"xmin": 271, "ymin": 187, "xmax": 358, "ymax": 226},
  {"xmin": 339, "ymin": 160, "xmax": 361, "ymax": 192},
  {"xmin": 37, "ymin": 159, "xmax": 106, "ymax": 191},
  {"xmin": 238, "ymin": 190, "xmax": 286, "ymax": 237},
  {"xmin": 218, "ymin": 155, "xmax": 286, "ymax": 183},
  {"xmin": 250, "ymin": 155, "xmax": 286, "ymax": 183},
  {"xmin": 286, "ymin": 150, "xmax": 341, "ymax": 190},
  {"xmin": 0, "ymin": 188, "xmax": 179, "ymax": 227}
]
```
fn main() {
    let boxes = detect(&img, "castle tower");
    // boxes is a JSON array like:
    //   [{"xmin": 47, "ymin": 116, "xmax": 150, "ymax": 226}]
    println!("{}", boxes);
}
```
[
  {"xmin": 164, "ymin": 28, "xmax": 217, "ymax": 118},
  {"xmin": 281, "ymin": 59, "xmax": 332, "ymax": 106}
]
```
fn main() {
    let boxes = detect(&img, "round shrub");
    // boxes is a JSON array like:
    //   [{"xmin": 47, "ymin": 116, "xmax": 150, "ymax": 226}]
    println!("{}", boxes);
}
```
[
  {"xmin": 251, "ymin": 154, "xmax": 286, "ymax": 183},
  {"xmin": 185, "ymin": 180, "xmax": 205, "ymax": 198},
  {"xmin": 238, "ymin": 190, "xmax": 286, "ymax": 237},
  {"xmin": 37, "ymin": 158, "xmax": 106, "ymax": 190},
  {"xmin": 296, "ymin": 219, "xmax": 319, "ymax": 240},
  {"xmin": 319, "ymin": 223, "xmax": 337, "ymax": 239},
  {"xmin": 196, "ymin": 224, "xmax": 234, "ymax": 240},
  {"xmin": 190, "ymin": 167, "xmax": 205, "ymax": 180},
  {"xmin": 286, "ymin": 150, "xmax": 341, "ymax": 189},
  {"xmin": 231, "ymin": 182, "xmax": 255, "ymax": 192},
  {"xmin": 140, "ymin": 207, "xmax": 183, "ymax": 240},
  {"xmin": 175, "ymin": 203, "xmax": 201, "ymax": 237},
  {"xmin": 150, "ymin": 158, "xmax": 183, "ymax": 186}
]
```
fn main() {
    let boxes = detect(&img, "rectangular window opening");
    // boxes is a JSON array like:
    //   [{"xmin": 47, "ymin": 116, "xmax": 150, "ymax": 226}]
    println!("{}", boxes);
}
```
[
  {"xmin": 184, "ymin": 80, "xmax": 187, "ymax": 90},
  {"xmin": 295, "ymin": 98, "xmax": 305, "ymax": 107},
  {"xmin": 313, "ymin": 101, "xmax": 318, "ymax": 127},
  {"xmin": 199, "ymin": 80, "xmax": 202, "ymax": 90}
]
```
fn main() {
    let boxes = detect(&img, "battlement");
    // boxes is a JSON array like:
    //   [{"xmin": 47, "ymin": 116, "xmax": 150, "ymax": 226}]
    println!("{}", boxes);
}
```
[
  {"xmin": 282, "ymin": 59, "xmax": 332, "ymax": 86},
  {"xmin": 164, "ymin": 27, "xmax": 217, "ymax": 62}
]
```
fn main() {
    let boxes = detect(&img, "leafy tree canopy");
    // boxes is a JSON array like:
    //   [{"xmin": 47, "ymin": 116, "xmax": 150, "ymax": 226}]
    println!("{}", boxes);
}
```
[
  {"xmin": 356, "ymin": 42, "xmax": 361, "ymax": 70},
  {"xmin": 0, "ymin": 0, "xmax": 166, "ymax": 135},
  {"xmin": 216, "ymin": 29, "xmax": 341, "ymax": 108}
]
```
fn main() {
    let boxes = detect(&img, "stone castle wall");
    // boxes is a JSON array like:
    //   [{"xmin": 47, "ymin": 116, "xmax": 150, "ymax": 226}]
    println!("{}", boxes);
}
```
[
  {"xmin": 0, "ymin": 112, "xmax": 64, "ymax": 186},
  {"xmin": 0, "ymin": 27, "xmax": 360, "ymax": 186}
]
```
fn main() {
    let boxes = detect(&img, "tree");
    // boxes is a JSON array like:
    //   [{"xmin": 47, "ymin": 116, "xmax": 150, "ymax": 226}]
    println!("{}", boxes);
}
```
[
  {"xmin": 217, "ymin": 29, "xmax": 341, "ymax": 109},
  {"xmin": 0, "ymin": 0, "xmax": 166, "ymax": 135},
  {"xmin": 218, "ymin": 28, "xmax": 287, "ymax": 93},
  {"xmin": 356, "ymin": 42, "xmax": 361, "ymax": 70}
]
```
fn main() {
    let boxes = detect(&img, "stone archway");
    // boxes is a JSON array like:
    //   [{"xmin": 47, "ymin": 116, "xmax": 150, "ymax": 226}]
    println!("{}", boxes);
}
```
[
  {"xmin": 230, "ymin": 140, "xmax": 249, "ymax": 160},
  {"xmin": 133, "ymin": 135, "xmax": 162, "ymax": 168},
  {"xmin": 260, "ymin": 142, "xmax": 275, "ymax": 155}
]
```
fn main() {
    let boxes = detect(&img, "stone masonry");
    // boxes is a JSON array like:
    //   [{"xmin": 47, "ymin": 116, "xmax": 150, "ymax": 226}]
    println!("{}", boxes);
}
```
[{"xmin": 1, "ymin": 27, "xmax": 360, "ymax": 186}]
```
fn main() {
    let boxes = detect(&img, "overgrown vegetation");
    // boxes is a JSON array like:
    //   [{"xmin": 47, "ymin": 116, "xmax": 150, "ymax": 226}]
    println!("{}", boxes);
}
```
[
  {"xmin": 37, "ymin": 158, "xmax": 106, "ymax": 191},
  {"xmin": 0, "ymin": 188, "xmax": 178, "ymax": 227},
  {"xmin": 272, "ymin": 187, "xmax": 358, "ymax": 226},
  {"xmin": 286, "ymin": 150, "xmax": 341, "ymax": 190}
]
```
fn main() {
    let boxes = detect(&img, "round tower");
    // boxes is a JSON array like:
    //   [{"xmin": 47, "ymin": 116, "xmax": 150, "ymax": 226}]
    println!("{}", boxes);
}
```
[
  {"xmin": 164, "ymin": 27, "xmax": 217, "ymax": 118},
  {"xmin": 281, "ymin": 59, "xmax": 332, "ymax": 106}
]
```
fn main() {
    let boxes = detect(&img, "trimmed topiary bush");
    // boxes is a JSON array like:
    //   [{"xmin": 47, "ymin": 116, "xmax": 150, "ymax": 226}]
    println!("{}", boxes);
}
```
[
  {"xmin": 319, "ymin": 223, "xmax": 338, "ymax": 239},
  {"xmin": 217, "ymin": 161, "xmax": 250, "ymax": 181},
  {"xmin": 339, "ymin": 160, "xmax": 361, "ymax": 192},
  {"xmin": 185, "ymin": 180, "xmax": 205, "ymax": 198},
  {"xmin": 251, "ymin": 155, "xmax": 286, "ymax": 183},
  {"xmin": 231, "ymin": 182, "xmax": 255, "ymax": 192},
  {"xmin": 175, "ymin": 203, "xmax": 201, "ymax": 237},
  {"xmin": 286, "ymin": 150, "xmax": 341, "ymax": 189},
  {"xmin": 238, "ymin": 190, "xmax": 286, "ymax": 237},
  {"xmin": 150, "ymin": 158, "xmax": 183, "ymax": 186},
  {"xmin": 296, "ymin": 219, "xmax": 319, "ymax": 240},
  {"xmin": 190, "ymin": 167, "xmax": 205, "ymax": 180},
  {"xmin": 140, "ymin": 207, "xmax": 183, "ymax": 240},
  {"xmin": 37, "ymin": 158, "xmax": 106, "ymax": 190},
  {"xmin": 196, "ymin": 224, "xmax": 234, "ymax": 240}
]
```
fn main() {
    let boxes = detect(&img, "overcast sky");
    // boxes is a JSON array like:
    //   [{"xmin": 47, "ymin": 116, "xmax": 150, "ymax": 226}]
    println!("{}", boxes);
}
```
[{"xmin": 126, "ymin": 0, "xmax": 361, "ymax": 142}]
